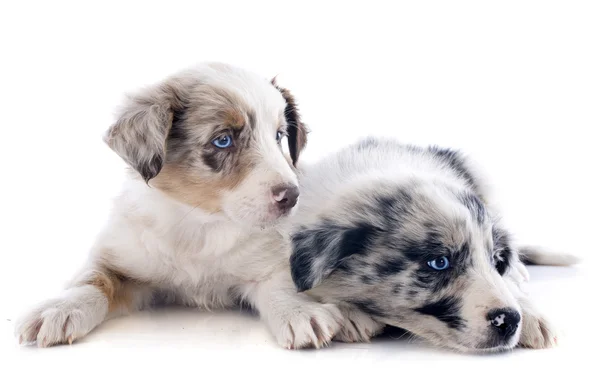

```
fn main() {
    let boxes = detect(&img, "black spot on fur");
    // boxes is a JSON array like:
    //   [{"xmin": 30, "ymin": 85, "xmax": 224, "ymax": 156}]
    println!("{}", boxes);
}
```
[
  {"xmin": 375, "ymin": 256, "xmax": 407, "ymax": 277},
  {"xmin": 392, "ymin": 283, "xmax": 404, "ymax": 294},
  {"xmin": 168, "ymin": 108, "xmax": 188, "ymax": 142},
  {"xmin": 413, "ymin": 270, "xmax": 453, "ymax": 293},
  {"xmin": 356, "ymin": 137, "xmax": 378, "ymax": 150},
  {"xmin": 495, "ymin": 257, "xmax": 509, "ymax": 275},
  {"xmin": 361, "ymin": 275, "xmax": 375, "ymax": 284},
  {"xmin": 272, "ymin": 80, "xmax": 307, "ymax": 166},
  {"xmin": 458, "ymin": 192, "xmax": 487, "ymax": 225},
  {"xmin": 290, "ymin": 221, "xmax": 379, "ymax": 292},
  {"xmin": 139, "ymin": 153, "xmax": 164, "ymax": 182},
  {"xmin": 372, "ymin": 190, "xmax": 413, "ymax": 227},
  {"xmin": 290, "ymin": 228, "xmax": 319, "ymax": 292},
  {"xmin": 428, "ymin": 146, "xmax": 476, "ymax": 189},
  {"xmin": 338, "ymin": 223, "xmax": 376, "ymax": 263},
  {"xmin": 492, "ymin": 225, "xmax": 513, "ymax": 276},
  {"xmin": 374, "ymin": 195, "xmax": 399, "ymax": 216},
  {"xmin": 201, "ymin": 150, "xmax": 226, "ymax": 172},
  {"xmin": 351, "ymin": 300, "xmax": 387, "ymax": 318},
  {"xmin": 415, "ymin": 297, "xmax": 465, "ymax": 330},
  {"xmin": 402, "ymin": 231, "xmax": 447, "ymax": 263}
]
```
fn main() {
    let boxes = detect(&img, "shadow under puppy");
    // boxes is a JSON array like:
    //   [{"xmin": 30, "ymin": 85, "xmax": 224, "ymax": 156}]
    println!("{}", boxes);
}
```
[
  {"xmin": 16, "ymin": 62, "xmax": 343, "ymax": 349},
  {"xmin": 289, "ymin": 137, "xmax": 579, "ymax": 352}
]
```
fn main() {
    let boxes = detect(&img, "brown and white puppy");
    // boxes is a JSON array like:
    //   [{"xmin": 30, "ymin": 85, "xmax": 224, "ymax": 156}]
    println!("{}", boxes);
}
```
[{"xmin": 15, "ymin": 62, "xmax": 342, "ymax": 349}]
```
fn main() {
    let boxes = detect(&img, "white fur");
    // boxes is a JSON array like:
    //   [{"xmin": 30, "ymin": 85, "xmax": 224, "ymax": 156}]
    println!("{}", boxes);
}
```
[
  {"xmin": 15, "ymin": 63, "xmax": 340, "ymax": 349},
  {"xmin": 288, "ymin": 138, "xmax": 572, "ymax": 351}
]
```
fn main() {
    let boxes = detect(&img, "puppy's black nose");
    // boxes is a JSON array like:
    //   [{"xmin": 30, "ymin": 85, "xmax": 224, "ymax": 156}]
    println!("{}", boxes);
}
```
[
  {"xmin": 488, "ymin": 308, "xmax": 521, "ymax": 339},
  {"xmin": 271, "ymin": 184, "xmax": 299, "ymax": 211}
]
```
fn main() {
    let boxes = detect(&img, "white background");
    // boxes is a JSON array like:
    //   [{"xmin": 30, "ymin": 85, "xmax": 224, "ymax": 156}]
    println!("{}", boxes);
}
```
[{"xmin": 1, "ymin": 1, "xmax": 598, "ymax": 385}]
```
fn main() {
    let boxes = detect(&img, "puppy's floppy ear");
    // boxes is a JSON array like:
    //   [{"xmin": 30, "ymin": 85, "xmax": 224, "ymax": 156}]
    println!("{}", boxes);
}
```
[
  {"xmin": 290, "ymin": 221, "xmax": 377, "ymax": 292},
  {"xmin": 271, "ymin": 78, "xmax": 308, "ymax": 166},
  {"xmin": 104, "ymin": 81, "xmax": 186, "ymax": 182}
]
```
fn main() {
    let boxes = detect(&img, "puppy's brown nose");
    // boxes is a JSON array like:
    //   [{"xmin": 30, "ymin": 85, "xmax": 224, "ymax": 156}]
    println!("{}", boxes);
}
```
[{"xmin": 271, "ymin": 184, "xmax": 299, "ymax": 211}]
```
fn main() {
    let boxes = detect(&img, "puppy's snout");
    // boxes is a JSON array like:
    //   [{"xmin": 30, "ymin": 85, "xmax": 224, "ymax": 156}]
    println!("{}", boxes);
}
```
[
  {"xmin": 488, "ymin": 308, "xmax": 521, "ymax": 340},
  {"xmin": 271, "ymin": 184, "xmax": 299, "ymax": 211}
]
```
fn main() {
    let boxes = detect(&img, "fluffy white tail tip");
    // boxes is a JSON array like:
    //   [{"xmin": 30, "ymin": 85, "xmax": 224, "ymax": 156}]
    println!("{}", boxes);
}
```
[{"xmin": 519, "ymin": 246, "xmax": 582, "ymax": 266}]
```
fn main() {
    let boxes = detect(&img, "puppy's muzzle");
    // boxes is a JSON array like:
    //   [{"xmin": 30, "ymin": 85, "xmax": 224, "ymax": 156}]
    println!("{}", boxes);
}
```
[{"xmin": 271, "ymin": 184, "xmax": 300, "ymax": 213}]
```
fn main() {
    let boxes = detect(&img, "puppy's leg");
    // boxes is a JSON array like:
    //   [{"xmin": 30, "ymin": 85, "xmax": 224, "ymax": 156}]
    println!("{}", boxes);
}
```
[
  {"xmin": 504, "ymin": 257, "xmax": 560, "ymax": 349},
  {"xmin": 245, "ymin": 271, "xmax": 343, "ymax": 349},
  {"xmin": 517, "ymin": 296, "xmax": 559, "ymax": 349},
  {"xmin": 16, "ymin": 265, "xmax": 151, "ymax": 347},
  {"xmin": 334, "ymin": 304, "xmax": 385, "ymax": 343},
  {"xmin": 515, "ymin": 245, "xmax": 580, "ymax": 348}
]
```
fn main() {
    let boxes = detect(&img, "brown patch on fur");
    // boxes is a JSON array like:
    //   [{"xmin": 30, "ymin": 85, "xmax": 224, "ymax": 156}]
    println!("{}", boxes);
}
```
[
  {"xmin": 222, "ymin": 108, "xmax": 246, "ymax": 128},
  {"xmin": 141, "ymin": 82, "xmax": 259, "ymax": 213},
  {"xmin": 107, "ymin": 70, "xmax": 300, "ymax": 215},
  {"xmin": 84, "ymin": 269, "xmax": 135, "ymax": 313},
  {"xmin": 77, "ymin": 249, "xmax": 153, "ymax": 314},
  {"xmin": 151, "ymin": 161, "xmax": 252, "ymax": 213}
]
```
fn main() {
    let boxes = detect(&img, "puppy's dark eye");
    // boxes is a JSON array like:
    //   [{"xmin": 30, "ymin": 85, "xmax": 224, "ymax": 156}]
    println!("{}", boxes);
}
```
[
  {"xmin": 427, "ymin": 256, "xmax": 450, "ymax": 271},
  {"xmin": 276, "ymin": 131, "xmax": 284, "ymax": 142},
  {"xmin": 212, "ymin": 135, "xmax": 233, "ymax": 149}
]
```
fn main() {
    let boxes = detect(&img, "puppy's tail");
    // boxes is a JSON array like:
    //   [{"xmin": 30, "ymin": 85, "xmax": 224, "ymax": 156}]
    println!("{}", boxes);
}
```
[{"xmin": 519, "ymin": 246, "xmax": 581, "ymax": 266}]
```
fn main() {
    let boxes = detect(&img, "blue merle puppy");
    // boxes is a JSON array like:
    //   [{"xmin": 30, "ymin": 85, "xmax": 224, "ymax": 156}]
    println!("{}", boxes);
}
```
[{"xmin": 289, "ymin": 137, "xmax": 579, "ymax": 352}]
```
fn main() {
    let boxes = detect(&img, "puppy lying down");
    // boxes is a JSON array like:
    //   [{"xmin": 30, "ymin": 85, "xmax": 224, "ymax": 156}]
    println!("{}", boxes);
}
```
[{"xmin": 290, "ymin": 138, "xmax": 578, "ymax": 352}]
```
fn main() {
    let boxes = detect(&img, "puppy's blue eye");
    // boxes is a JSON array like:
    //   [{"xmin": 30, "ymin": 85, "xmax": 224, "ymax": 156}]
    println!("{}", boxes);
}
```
[
  {"xmin": 212, "ymin": 135, "xmax": 233, "ymax": 149},
  {"xmin": 276, "ymin": 131, "xmax": 284, "ymax": 142},
  {"xmin": 427, "ymin": 256, "xmax": 450, "ymax": 271}
]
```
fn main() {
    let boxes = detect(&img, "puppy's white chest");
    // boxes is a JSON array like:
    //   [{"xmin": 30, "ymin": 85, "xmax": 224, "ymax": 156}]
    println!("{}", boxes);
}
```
[
  {"xmin": 141, "ymin": 219, "xmax": 285, "ymax": 287},
  {"xmin": 98, "ymin": 182, "xmax": 289, "ymax": 304}
]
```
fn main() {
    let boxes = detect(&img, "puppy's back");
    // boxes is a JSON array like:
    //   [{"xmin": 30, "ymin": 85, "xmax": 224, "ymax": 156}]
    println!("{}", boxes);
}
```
[{"xmin": 296, "ymin": 137, "xmax": 488, "ymax": 222}]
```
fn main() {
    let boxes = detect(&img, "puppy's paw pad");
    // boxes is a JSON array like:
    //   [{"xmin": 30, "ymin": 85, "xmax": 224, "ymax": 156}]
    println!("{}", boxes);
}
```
[
  {"xmin": 519, "ymin": 314, "xmax": 559, "ymax": 349},
  {"xmin": 274, "ymin": 303, "xmax": 343, "ymax": 349}
]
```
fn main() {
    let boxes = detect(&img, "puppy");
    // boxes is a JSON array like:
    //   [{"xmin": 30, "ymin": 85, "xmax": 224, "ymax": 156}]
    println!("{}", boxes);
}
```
[
  {"xmin": 289, "ymin": 137, "xmax": 579, "ymax": 352},
  {"xmin": 15, "ymin": 62, "xmax": 342, "ymax": 349}
]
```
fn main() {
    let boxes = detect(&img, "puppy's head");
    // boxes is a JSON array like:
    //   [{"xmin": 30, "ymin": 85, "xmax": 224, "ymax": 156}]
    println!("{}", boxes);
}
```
[
  {"xmin": 290, "ymin": 180, "xmax": 523, "ymax": 352},
  {"xmin": 104, "ymin": 63, "xmax": 308, "ymax": 226}
]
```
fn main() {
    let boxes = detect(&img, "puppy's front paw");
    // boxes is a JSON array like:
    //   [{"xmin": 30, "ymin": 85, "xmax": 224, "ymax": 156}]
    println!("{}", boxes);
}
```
[
  {"xmin": 271, "ymin": 302, "xmax": 343, "ymax": 349},
  {"xmin": 15, "ymin": 287, "xmax": 108, "ymax": 347},
  {"xmin": 335, "ymin": 306, "xmax": 385, "ymax": 343},
  {"xmin": 17, "ymin": 302, "xmax": 87, "ymax": 347},
  {"xmin": 519, "ymin": 312, "xmax": 559, "ymax": 349}
]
